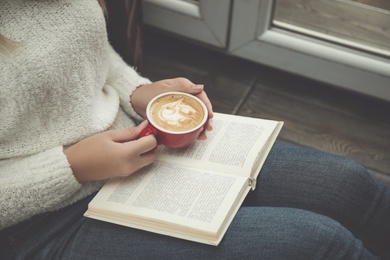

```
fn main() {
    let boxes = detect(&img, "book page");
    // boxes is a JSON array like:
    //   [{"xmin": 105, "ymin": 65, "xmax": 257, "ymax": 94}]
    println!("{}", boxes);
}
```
[
  {"xmin": 87, "ymin": 161, "xmax": 249, "ymax": 235},
  {"xmin": 157, "ymin": 113, "xmax": 282, "ymax": 177}
]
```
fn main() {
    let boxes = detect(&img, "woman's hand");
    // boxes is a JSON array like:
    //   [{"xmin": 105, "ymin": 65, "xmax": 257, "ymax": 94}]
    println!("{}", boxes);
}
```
[
  {"xmin": 131, "ymin": 77, "xmax": 213, "ymax": 139},
  {"xmin": 64, "ymin": 121, "xmax": 157, "ymax": 183}
]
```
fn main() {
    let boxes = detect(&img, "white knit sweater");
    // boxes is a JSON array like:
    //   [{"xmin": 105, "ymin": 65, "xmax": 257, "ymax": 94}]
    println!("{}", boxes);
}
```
[{"xmin": 0, "ymin": 0, "xmax": 151, "ymax": 229}]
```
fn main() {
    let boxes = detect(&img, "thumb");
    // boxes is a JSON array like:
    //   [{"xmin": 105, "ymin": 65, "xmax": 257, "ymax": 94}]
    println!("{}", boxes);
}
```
[{"xmin": 110, "ymin": 120, "xmax": 149, "ymax": 143}]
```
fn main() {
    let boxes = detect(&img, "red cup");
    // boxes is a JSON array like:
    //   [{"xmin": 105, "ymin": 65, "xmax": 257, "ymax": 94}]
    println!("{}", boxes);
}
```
[{"xmin": 139, "ymin": 92, "xmax": 208, "ymax": 148}]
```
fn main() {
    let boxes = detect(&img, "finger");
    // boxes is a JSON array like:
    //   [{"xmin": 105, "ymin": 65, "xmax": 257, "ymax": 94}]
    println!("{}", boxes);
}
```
[
  {"xmin": 124, "ymin": 134, "xmax": 157, "ymax": 156},
  {"xmin": 109, "ymin": 121, "xmax": 149, "ymax": 143},
  {"xmin": 197, "ymin": 127, "xmax": 208, "ymax": 140},
  {"xmin": 140, "ymin": 147, "xmax": 158, "ymax": 164},
  {"xmin": 167, "ymin": 77, "xmax": 204, "ymax": 94},
  {"xmin": 204, "ymin": 118, "xmax": 213, "ymax": 132},
  {"xmin": 128, "ymin": 120, "xmax": 150, "ymax": 139},
  {"xmin": 195, "ymin": 91, "xmax": 213, "ymax": 132},
  {"xmin": 131, "ymin": 147, "xmax": 158, "ymax": 173},
  {"xmin": 196, "ymin": 91, "xmax": 213, "ymax": 117}
]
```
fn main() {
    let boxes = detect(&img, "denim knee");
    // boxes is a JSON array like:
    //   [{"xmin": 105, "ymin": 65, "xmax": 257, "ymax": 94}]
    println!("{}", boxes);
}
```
[
  {"xmin": 215, "ymin": 207, "xmax": 378, "ymax": 260},
  {"xmin": 328, "ymin": 154, "xmax": 374, "ymax": 186},
  {"xmin": 300, "ymin": 211, "xmax": 378, "ymax": 260},
  {"xmin": 248, "ymin": 207, "xmax": 379, "ymax": 260}
]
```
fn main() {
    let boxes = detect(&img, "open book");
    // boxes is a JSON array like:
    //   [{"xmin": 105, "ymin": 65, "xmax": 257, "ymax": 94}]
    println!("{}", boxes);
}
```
[{"xmin": 84, "ymin": 112, "xmax": 283, "ymax": 246}]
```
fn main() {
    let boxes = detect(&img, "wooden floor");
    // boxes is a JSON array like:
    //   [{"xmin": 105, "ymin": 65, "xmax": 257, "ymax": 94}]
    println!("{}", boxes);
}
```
[{"xmin": 141, "ymin": 28, "xmax": 390, "ymax": 187}]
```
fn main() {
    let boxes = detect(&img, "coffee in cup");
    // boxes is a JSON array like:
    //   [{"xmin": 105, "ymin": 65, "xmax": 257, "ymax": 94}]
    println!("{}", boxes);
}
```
[
  {"xmin": 139, "ymin": 92, "xmax": 208, "ymax": 148},
  {"xmin": 149, "ymin": 93, "xmax": 205, "ymax": 132}
]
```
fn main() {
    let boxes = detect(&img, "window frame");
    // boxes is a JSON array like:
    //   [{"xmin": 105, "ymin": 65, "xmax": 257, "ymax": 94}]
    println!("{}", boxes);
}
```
[
  {"xmin": 142, "ymin": 0, "xmax": 231, "ymax": 48},
  {"xmin": 228, "ymin": 0, "xmax": 390, "ymax": 101}
]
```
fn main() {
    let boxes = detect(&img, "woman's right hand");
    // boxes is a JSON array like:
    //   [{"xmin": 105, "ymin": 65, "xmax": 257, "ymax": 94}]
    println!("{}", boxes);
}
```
[{"xmin": 64, "ymin": 120, "xmax": 157, "ymax": 183}]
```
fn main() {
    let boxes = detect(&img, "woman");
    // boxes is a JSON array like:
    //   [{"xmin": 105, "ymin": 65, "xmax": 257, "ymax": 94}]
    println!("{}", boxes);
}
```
[{"xmin": 1, "ymin": 0, "xmax": 389, "ymax": 259}]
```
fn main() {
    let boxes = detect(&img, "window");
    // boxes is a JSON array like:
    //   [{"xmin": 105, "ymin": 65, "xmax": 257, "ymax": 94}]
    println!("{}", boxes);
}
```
[{"xmin": 274, "ymin": 0, "xmax": 390, "ymax": 57}]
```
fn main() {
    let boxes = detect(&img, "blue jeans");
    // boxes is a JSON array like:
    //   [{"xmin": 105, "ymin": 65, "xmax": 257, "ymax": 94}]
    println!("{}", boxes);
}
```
[{"xmin": 1, "ymin": 144, "xmax": 389, "ymax": 259}]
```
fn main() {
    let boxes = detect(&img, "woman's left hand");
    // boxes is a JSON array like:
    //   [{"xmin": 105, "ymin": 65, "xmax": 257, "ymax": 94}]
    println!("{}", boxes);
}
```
[{"xmin": 131, "ymin": 77, "xmax": 213, "ymax": 139}]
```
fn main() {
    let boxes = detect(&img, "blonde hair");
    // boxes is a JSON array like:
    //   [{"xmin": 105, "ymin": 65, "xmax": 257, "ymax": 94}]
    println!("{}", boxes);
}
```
[
  {"xmin": 0, "ymin": 0, "xmax": 107, "ymax": 56},
  {"xmin": 98, "ymin": 0, "xmax": 107, "ymax": 16},
  {"xmin": 0, "ymin": 33, "xmax": 17, "ymax": 58}
]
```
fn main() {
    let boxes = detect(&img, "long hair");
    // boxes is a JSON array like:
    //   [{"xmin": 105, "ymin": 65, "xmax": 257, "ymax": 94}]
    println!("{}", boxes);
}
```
[
  {"xmin": 0, "ymin": 0, "xmax": 107, "ymax": 56},
  {"xmin": 98, "ymin": 0, "xmax": 107, "ymax": 16},
  {"xmin": 0, "ymin": 34, "xmax": 15, "ymax": 56}
]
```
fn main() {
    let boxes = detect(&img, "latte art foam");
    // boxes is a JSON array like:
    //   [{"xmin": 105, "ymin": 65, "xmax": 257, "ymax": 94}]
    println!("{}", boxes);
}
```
[
  {"xmin": 159, "ymin": 99, "xmax": 199, "ymax": 127},
  {"xmin": 149, "ymin": 94, "xmax": 205, "ymax": 132}
]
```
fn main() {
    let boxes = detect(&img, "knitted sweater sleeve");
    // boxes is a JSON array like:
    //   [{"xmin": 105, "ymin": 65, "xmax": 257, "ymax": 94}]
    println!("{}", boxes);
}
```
[
  {"xmin": 0, "ymin": 147, "xmax": 84, "ymax": 229},
  {"xmin": 106, "ymin": 44, "xmax": 152, "ymax": 121}
]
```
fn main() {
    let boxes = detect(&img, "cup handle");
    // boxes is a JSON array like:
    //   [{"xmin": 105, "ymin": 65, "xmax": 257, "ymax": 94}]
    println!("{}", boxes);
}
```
[{"xmin": 139, "ymin": 123, "xmax": 157, "ymax": 138}]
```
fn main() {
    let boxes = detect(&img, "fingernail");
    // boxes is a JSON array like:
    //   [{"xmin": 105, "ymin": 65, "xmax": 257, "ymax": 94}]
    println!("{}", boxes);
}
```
[{"xmin": 194, "ymin": 84, "xmax": 204, "ymax": 89}]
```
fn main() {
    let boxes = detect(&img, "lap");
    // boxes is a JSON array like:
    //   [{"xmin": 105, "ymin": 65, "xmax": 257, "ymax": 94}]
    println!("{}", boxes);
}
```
[
  {"xmin": 244, "ymin": 143, "xmax": 390, "ymax": 258},
  {"xmin": 47, "ymin": 207, "xmax": 376, "ymax": 260},
  {"xmin": 245, "ymin": 143, "xmax": 382, "ymax": 216},
  {"xmin": 3, "ymin": 144, "xmax": 386, "ymax": 259}
]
